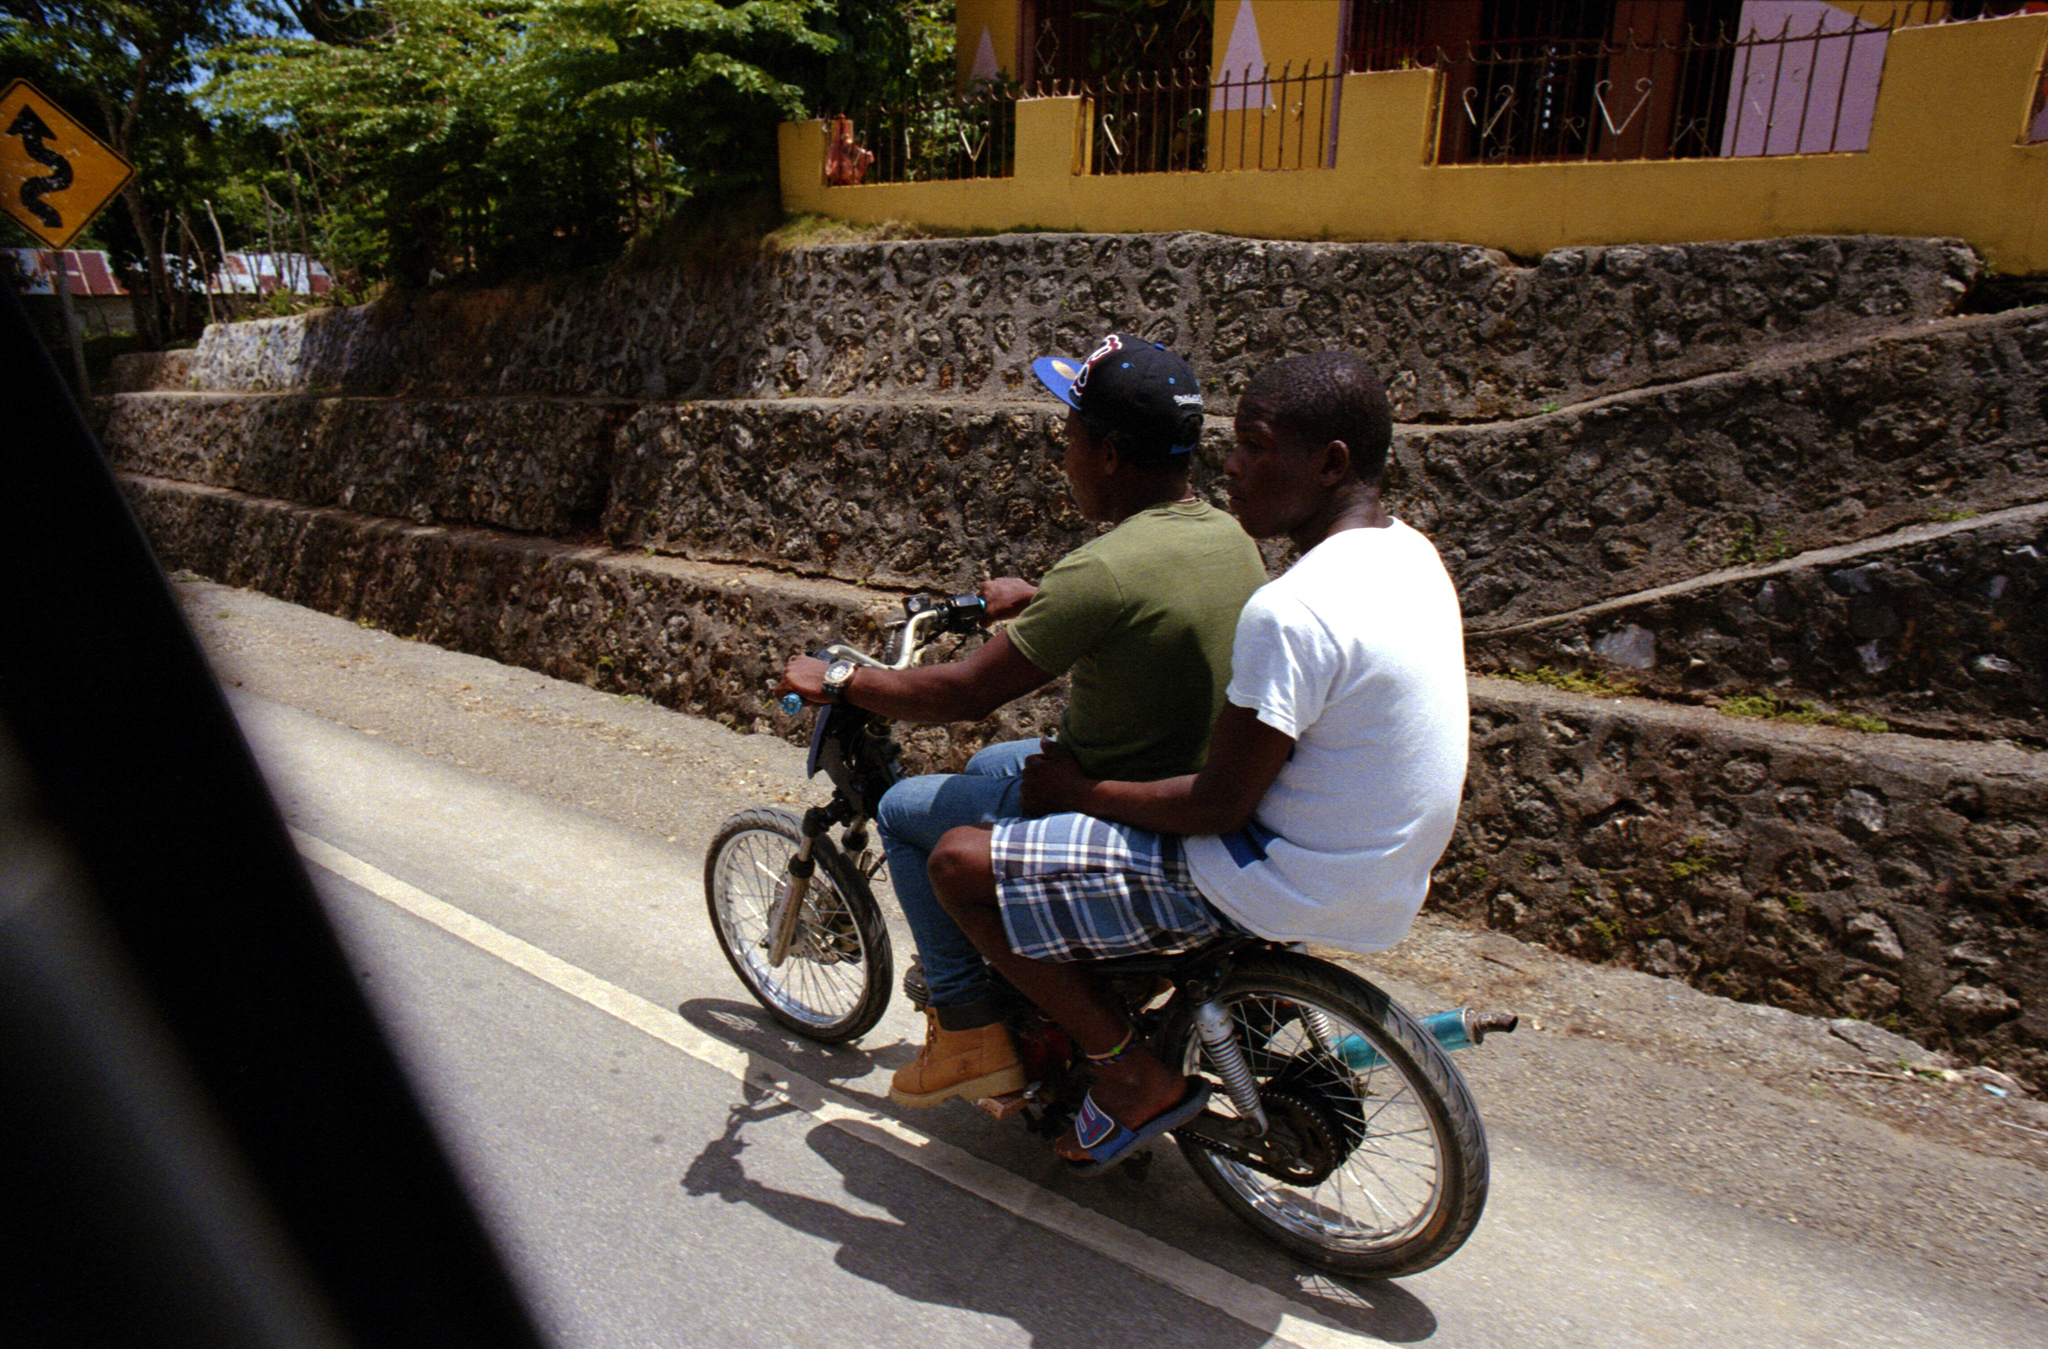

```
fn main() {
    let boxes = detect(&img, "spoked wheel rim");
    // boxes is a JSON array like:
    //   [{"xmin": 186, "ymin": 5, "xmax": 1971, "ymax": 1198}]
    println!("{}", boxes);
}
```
[
  {"xmin": 1183, "ymin": 993, "xmax": 1450, "ymax": 1257},
  {"xmin": 712, "ymin": 826, "xmax": 874, "ymax": 1033}
]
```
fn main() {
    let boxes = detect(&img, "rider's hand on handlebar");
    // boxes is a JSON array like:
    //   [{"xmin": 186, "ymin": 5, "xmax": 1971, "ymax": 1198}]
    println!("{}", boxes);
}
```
[
  {"xmin": 977, "ymin": 577, "xmax": 1038, "ymax": 623},
  {"xmin": 1020, "ymin": 738, "xmax": 1092, "ymax": 817},
  {"xmin": 776, "ymin": 655, "xmax": 830, "ymax": 705}
]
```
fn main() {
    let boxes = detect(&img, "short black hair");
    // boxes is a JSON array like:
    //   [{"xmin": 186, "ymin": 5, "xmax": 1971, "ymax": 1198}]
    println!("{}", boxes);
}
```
[
  {"xmin": 1078, "ymin": 407, "xmax": 1203, "ymax": 470},
  {"xmin": 1239, "ymin": 353, "xmax": 1394, "ymax": 481}
]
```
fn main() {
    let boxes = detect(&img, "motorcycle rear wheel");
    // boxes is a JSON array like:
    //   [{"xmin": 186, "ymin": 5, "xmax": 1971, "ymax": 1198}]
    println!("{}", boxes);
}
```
[
  {"xmin": 1164, "ymin": 950, "xmax": 1488, "ymax": 1277},
  {"xmin": 705, "ymin": 807, "xmax": 891, "ymax": 1042}
]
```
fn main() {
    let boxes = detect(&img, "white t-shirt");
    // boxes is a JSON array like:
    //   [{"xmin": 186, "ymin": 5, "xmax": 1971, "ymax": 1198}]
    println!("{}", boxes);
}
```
[{"xmin": 1186, "ymin": 521, "xmax": 1468, "ymax": 954}]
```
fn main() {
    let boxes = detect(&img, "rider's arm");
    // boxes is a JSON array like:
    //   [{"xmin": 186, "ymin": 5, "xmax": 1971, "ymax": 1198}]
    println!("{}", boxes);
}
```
[
  {"xmin": 978, "ymin": 577, "xmax": 1038, "ymax": 621},
  {"xmin": 1021, "ymin": 702, "xmax": 1295, "ymax": 836},
  {"xmin": 779, "ymin": 628, "xmax": 1055, "ymax": 724}
]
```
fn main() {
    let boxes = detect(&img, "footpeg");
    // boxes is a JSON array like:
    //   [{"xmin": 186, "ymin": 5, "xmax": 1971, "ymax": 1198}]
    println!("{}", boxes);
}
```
[{"xmin": 974, "ymin": 1090, "xmax": 1031, "ymax": 1121}]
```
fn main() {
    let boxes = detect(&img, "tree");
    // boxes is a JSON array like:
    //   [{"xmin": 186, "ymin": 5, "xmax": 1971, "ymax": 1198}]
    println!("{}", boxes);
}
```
[{"xmin": 1, "ymin": 2, "xmax": 253, "ymax": 344}]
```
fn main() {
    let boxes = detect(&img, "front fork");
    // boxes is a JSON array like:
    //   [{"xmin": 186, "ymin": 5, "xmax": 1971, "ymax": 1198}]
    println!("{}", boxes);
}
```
[{"xmin": 765, "ymin": 806, "xmax": 865, "ymax": 967}]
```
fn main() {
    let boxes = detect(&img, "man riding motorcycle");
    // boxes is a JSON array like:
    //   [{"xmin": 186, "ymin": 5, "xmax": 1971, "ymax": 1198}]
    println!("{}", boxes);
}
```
[{"xmin": 777, "ymin": 333, "xmax": 1266, "ymax": 1109}]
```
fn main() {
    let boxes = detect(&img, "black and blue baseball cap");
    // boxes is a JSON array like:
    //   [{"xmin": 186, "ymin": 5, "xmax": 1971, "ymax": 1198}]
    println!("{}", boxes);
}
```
[{"xmin": 1032, "ymin": 333, "xmax": 1204, "ymax": 457}]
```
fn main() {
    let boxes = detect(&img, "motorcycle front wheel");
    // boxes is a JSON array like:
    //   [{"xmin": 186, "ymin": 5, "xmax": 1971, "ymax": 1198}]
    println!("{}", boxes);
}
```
[
  {"xmin": 705, "ymin": 807, "xmax": 891, "ymax": 1042},
  {"xmin": 1163, "ymin": 950, "xmax": 1488, "ymax": 1278}
]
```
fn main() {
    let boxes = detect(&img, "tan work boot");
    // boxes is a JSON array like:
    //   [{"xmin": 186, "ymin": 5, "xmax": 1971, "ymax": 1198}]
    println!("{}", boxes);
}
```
[{"xmin": 890, "ymin": 1010, "xmax": 1027, "ymax": 1108}]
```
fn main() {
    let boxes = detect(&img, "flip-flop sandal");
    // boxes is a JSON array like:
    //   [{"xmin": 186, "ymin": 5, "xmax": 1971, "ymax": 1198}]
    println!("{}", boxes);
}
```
[{"xmin": 1064, "ymin": 1077, "xmax": 1213, "ymax": 1177}]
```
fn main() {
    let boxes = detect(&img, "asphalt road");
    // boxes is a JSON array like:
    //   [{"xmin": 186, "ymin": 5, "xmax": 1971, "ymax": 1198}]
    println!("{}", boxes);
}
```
[{"xmin": 182, "ymin": 577, "xmax": 2048, "ymax": 1349}]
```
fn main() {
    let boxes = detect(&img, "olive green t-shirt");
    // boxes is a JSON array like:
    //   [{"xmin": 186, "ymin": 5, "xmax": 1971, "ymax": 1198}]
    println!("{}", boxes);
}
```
[{"xmin": 1006, "ymin": 501, "xmax": 1267, "ymax": 782}]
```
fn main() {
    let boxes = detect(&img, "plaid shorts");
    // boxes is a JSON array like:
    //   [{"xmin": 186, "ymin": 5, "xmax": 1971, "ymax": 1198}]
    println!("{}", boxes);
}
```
[{"xmin": 988, "ymin": 813, "xmax": 1237, "ymax": 963}]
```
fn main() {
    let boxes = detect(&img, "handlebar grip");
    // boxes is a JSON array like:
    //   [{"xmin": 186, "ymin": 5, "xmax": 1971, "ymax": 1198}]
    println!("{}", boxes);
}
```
[
  {"xmin": 949, "ymin": 593, "xmax": 988, "ymax": 628},
  {"xmin": 780, "ymin": 692, "xmax": 805, "ymax": 717}
]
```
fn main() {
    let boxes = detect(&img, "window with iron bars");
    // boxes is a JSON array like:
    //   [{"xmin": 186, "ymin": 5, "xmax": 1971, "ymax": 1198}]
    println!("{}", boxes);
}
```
[
  {"xmin": 1023, "ymin": 1, "xmax": 1219, "ymax": 174},
  {"xmin": 1345, "ymin": 0, "xmax": 1908, "ymax": 164}
]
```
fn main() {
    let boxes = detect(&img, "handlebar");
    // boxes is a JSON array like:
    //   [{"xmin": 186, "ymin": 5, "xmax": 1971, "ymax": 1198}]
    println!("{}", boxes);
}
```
[{"xmin": 782, "ymin": 591, "xmax": 989, "ymax": 716}]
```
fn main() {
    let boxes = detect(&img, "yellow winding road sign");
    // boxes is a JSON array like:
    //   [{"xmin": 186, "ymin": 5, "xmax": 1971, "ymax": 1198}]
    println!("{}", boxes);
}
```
[{"xmin": 0, "ymin": 80, "xmax": 134, "ymax": 250}]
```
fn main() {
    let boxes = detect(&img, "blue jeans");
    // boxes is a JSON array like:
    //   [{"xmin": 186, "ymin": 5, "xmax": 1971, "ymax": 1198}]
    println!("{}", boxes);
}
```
[{"xmin": 875, "ymin": 738, "xmax": 1037, "ymax": 1008}]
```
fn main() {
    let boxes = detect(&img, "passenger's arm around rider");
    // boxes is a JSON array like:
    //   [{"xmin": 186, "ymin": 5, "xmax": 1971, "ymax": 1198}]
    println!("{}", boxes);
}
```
[{"xmin": 1017, "ymin": 701, "xmax": 1294, "ymax": 836}]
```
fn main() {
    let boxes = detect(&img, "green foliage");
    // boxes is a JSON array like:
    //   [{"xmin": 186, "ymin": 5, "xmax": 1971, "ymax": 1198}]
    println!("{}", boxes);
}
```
[
  {"xmin": 1, "ymin": 3, "xmax": 255, "ymax": 339},
  {"xmin": 207, "ymin": 2, "xmax": 955, "ymax": 286},
  {"xmin": 1724, "ymin": 519, "xmax": 1793, "ymax": 565},
  {"xmin": 1667, "ymin": 836, "xmax": 1712, "ymax": 881},
  {"xmin": 8, "ymin": 2, "xmax": 959, "ymax": 310},
  {"xmin": 1718, "ymin": 692, "xmax": 1889, "ymax": 734},
  {"xmin": 1504, "ymin": 664, "xmax": 1638, "ymax": 697},
  {"xmin": 1071, "ymin": 0, "xmax": 1210, "ymax": 78}
]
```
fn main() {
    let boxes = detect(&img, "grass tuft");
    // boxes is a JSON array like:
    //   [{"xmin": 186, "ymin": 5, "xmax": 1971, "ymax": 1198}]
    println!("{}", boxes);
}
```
[
  {"xmin": 1506, "ymin": 665, "xmax": 1637, "ymax": 697},
  {"xmin": 1719, "ymin": 692, "xmax": 1888, "ymax": 733}
]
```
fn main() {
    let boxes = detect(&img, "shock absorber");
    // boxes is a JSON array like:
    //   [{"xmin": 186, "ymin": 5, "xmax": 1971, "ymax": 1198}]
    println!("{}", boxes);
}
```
[
  {"xmin": 1192, "ymin": 999, "xmax": 1269, "ymax": 1137},
  {"xmin": 765, "ymin": 807, "xmax": 834, "ymax": 966}
]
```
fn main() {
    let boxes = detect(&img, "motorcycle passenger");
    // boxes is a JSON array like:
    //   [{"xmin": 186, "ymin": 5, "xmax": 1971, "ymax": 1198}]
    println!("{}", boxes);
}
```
[
  {"xmin": 926, "ymin": 352, "xmax": 1469, "ymax": 1173},
  {"xmin": 776, "ymin": 333, "xmax": 1267, "ymax": 1109}
]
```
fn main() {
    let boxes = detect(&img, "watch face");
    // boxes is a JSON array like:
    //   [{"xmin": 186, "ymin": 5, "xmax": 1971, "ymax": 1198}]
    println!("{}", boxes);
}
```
[{"xmin": 826, "ymin": 660, "xmax": 856, "ymax": 685}]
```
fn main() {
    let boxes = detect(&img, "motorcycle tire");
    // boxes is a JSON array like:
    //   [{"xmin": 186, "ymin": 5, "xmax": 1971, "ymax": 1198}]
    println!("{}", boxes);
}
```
[
  {"xmin": 705, "ymin": 807, "xmax": 892, "ymax": 1043},
  {"xmin": 1162, "ymin": 949, "xmax": 1488, "ymax": 1278}
]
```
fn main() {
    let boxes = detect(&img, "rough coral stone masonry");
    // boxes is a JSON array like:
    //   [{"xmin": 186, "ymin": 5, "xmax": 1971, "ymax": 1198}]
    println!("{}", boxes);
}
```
[
  {"xmin": 98, "ymin": 392, "xmax": 632, "ymax": 537},
  {"xmin": 180, "ymin": 233, "xmax": 1972, "ymax": 421},
  {"xmin": 1469, "ymin": 504, "xmax": 2048, "ymax": 743},
  {"xmin": 1450, "ymin": 678, "xmax": 2046, "ymax": 1088},
  {"xmin": 1396, "ymin": 310, "xmax": 2048, "ymax": 628},
  {"xmin": 99, "ymin": 231, "xmax": 2045, "ymax": 1086}
]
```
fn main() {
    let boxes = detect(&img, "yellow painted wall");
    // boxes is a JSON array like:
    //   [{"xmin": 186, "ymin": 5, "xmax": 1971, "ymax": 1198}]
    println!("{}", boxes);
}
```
[
  {"xmin": 956, "ymin": 0, "xmax": 1019, "ymax": 91},
  {"xmin": 793, "ymin": 13, "xmax": 2048, "ymax": 273}
]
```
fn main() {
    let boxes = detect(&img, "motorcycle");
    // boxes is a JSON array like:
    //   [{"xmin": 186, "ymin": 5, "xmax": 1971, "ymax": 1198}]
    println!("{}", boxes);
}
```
[{"xmin": 705, "ymin": 591, "xmax": 1514, "ymax": 1277}]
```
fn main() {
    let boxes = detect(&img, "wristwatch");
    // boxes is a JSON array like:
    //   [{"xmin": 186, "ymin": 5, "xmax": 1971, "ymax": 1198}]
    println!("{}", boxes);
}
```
[{"xmin": 822, "ymin": 658, "xmax": 858, "ymax": 703}]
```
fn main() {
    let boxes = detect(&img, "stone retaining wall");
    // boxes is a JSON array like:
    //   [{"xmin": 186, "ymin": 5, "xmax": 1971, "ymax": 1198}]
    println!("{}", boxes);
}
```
[
  {"xmin": 97, "ymin": 393, "xmax": 631, "ymax": 537},
  {"xmin": 1398, "ymin": 309, "xmax": 2048, "ymax": 628},
  {"xmin": 175, "ymin": 234, "xmax": 1974, "ymax": 422},
  {"xmin": 106, "ymin": 305, "xmax": 2048, "ymax": 614},
  {"xmin": 98, "ymin": 229, "xmax": 2048, "ymax": 1087},
  {"xmin": 608, "ymin": 398, "xmax": 1124, "ymax": 587},
  {"xmin": 124, "ymin": 473, "xmax": 2048, "ymax": 1083},
  {"xmin": 1450, "ymin": 677, "xmax": 2046, "ymax": 1086},
  {"xmin": 1469, "ymin": 505, "xmax": 2048, "ymax": 742},
  {"xmin": 123, "ymin": 475, "xmax": 1066, "ymax": 766}
]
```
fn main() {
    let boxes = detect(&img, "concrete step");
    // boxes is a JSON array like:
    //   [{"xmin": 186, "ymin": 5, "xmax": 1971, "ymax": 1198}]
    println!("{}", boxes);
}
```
[
  {"xmin": 105, "ymin": 347, "xmax": 196, "ymax": 393},
  {"xmin": 95, "ymin": 391, "xmax": 636, "ymax": 538},
  {"xmin": 120, "ymin": 473, "xmax": 1064, "ymax": 767},
  {"xmin": 165, "ymin": 233, "xmax": 1973, "ymax": 421},
  {"xmin": 118, "ymin": 470, "xmax": 2047, "ymax": 1090},
  {"xmin": 100, "ymin": 304, "xmax": 2048, "ymax": 611},
  {"xmin": 1401, "ymin": 306, "xmax": 2048, "ymax": 629},
  {"xmin": 1468, "ymin": 504, "xmax": 2048, "ymax": 743}
]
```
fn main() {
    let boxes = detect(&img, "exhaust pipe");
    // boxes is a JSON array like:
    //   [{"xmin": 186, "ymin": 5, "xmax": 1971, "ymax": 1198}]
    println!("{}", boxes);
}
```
[{"xmin": 1337, "ymin": 1008, "xmax": 1517, "ymax": 1070}]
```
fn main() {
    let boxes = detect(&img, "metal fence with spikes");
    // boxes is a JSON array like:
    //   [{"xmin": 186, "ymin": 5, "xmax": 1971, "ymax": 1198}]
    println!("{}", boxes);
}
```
[
  {"xmin": 822, "ymin": 91, "xmax": 1018, "ymax": 186},
  {"xmin": 1084, "ymin": 63, "xmax": 1341, "ymax": 175},
  {"xmin": 1355, "ymin": 12, "xmax": 1902, "ymax": 165},
  {"xmin": 822, "ymin": 9, "xmax": 1948, "ymax": 185}
]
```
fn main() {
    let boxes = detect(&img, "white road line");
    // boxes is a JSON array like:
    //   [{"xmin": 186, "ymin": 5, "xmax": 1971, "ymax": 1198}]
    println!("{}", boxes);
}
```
[{"xmin": 292, "ymin": 827, "xmax": 1383, "ymax": 1349}]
